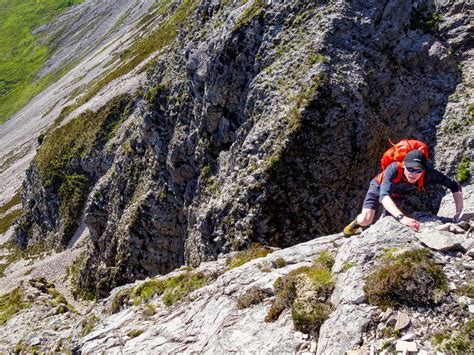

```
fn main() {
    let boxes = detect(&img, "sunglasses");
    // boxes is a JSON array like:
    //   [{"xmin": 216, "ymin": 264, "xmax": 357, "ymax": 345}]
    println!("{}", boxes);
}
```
[{"xmin": 406, "ymin": 167, "xmax": 424, "ymax": 173}]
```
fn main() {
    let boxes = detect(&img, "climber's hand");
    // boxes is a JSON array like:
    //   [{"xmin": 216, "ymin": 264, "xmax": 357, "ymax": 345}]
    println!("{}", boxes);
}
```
[
  {"xmin": 400, "ymin": 216, "xmax": 420, "ymax": 232},
  {"xmin": 452, "ymin": 209, "xmax": 463, "ymax": 223}
]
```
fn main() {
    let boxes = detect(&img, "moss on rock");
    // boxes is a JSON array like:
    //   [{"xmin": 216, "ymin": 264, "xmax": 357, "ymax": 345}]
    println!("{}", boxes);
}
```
[
  {"xmin": 225, "ymin": 243, "xmax": 274, "ymax": 271},
  {"xmin": 110, "ymin": 271, "xmax": 209, "ymax": 313},
  {"xmin": 265, "ymin": 251, "xmax": 335, "ymax": 336},
  {"xmin": 0, "ymin": 286, "xmax": 31, "ymax": 326}
]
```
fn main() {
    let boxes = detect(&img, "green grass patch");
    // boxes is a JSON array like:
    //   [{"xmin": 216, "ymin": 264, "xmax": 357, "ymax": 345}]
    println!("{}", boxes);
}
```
[
  {"xmin": 0, "ymin": 286, "xmax": 31, "ymax": 326},
  {"xmin": 0, "ymin": 208, "xmax": 21, "ymax": 235},
  {"xmin": 0, "ymin": 0, "xmax": 83, "ymax": 123},
  {"xmin": 235, "ymin": 0, "xmax": 268, "ymax": 29},
  {"xmin": 29, "ymin": 276, "xmax": 76, "ymax": 312},
  {"xmin": 364, "ymin": 249, "xmax": 447, "ymax": 310},
  {"xmin": 265, "ymin": 251, "xmax": 335, "ymax": 336},
  {"xmin": 225, "ymin": 243, "xmax": 274, "ymax": 271},
  {"xmin": 457, "ymin": 155, "xmax": 471, "ymax": 184},
  {"xmin": 110, "ymin": 272, "xmax": 209, "ymax": 313},
  {"xmin": 0, "ymin": 190, "xmax": 21, "ymax": 214}
]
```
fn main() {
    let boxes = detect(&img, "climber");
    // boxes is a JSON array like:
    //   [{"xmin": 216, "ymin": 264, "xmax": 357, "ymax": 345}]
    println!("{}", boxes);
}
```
[{"xmin": 343, "ymin": 149, "xmax": 464, "ymax": 237}]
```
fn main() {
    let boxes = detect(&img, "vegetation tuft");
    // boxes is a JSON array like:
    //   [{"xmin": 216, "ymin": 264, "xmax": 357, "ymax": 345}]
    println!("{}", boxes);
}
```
[
  {"xmin": 363, "ymin": 249, "xmax": 447, "ymax": 310},
  {"xmin": 67, "ymin": 251, "xmax": 96, "ymax": 301},
  {"xmin": 225, "ymin": 243, "xmax": 274, "ymax": 271},
  {"xmin": 128, "ymin": 329, "xmax": 145, "ymax": 338},
  {"xmin": 0, "ymin": 286, "xmax": 31, "ymax": 326},
  {"xmin": 409, "ymin": 6, "xmax": 440, "ymax": 34},
  {"xmin": 272, "ymin": 257, "xmax": 287, "ymax": 268},
  {"xmin": 265, "ymin": 251, "xmax": 335, "ymax": 337},
  {"xmin": 432, "ymin": 319, "xmax": 474, "ymax": 353},
  {"xmin": 110, "ymin": 272, "xmax": 209, "ymax": 313},
  {"xmin": 80, "ymin": 314, "xmax": 99, "ymax": 336},
  {"xmin": 141, "ymin": 303, "xmax": 157, "ymax": 317},
  {"xmin": 29, "ymin": 277, "xmax": 75, "ymax": 312},
  {"xmin": 457, "ymin": 155, "xmax": 471, "ymax": 184},
  {"xmin": 236, "ymin": 286, "xmax": 267, "ymax": 309}
]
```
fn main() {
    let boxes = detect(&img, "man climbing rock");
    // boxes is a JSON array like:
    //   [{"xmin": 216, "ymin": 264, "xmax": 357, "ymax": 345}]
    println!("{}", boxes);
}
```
[{"xmin": 343, "ymin": 149, "xmax": 464, "ymax": 237}]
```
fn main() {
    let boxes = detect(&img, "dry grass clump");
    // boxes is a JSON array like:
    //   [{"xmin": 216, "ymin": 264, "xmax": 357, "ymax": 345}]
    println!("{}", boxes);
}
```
[
  {"xmin": 236, "ymin": 286, "xmax": 267, "ymax": 309},
  {"xmin": 363, "ymin": 249, "xmax": 447, "ymax": 309}
]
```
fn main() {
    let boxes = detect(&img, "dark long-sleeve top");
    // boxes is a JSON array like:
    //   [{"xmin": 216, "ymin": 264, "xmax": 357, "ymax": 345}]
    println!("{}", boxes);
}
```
[{"xmin": 378, "ymin": 162, "xmax": 460, "ymax": 202}]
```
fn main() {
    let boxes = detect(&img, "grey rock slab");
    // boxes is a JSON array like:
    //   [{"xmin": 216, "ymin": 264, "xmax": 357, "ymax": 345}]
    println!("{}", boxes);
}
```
[
  {"xmin": 331, "ymin": 266, "xmax": 366, "ymax": 307},
  {"xmin": 417, "ymin": 230, "xmax": 466, "ymax": 252},
  {"xmin": 395, "ymin": 312, "xmax": 411, "ymax": 331},
  {"xmin": 80, "ymin": 236, "xmax": 342, "ymax": 353},
  {"xmin": 333, "ymin": 217, "xmax": 419, "ymax": 273},
  {"xmin": 316, "ymin": 304, "xmax": 374, "ymax": 355},
  {"xmin": 395, "ymin": 340, "xmax": 418, "ymax": 353},
  {"xmin": 435, "ymin": 223, "xmax": 468, "ymax": 234}
]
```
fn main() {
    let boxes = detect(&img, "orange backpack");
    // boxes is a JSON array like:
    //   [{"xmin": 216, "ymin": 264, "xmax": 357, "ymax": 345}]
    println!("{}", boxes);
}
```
[{"xmin": 375, "ymin": 139, "xmax": 429, "ymax": 191}]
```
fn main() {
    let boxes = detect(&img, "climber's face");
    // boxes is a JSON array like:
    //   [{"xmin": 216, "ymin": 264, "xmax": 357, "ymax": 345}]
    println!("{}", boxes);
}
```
[{"xmin": 403, "ymin": 164, "xmax": 424, "ymax": 183}]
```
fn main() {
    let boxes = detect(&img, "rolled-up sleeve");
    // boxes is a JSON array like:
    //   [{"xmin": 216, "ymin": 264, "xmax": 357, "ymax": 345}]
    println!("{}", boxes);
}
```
[{"xmin": 426, "ymin": 168, "xmax": 460, "ymax": 193}]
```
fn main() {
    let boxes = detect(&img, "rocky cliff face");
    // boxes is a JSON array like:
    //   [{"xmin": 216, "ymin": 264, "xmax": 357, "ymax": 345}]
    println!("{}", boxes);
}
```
[{"xmin": 0, "ymin": 0, "xmax": 472, "ymax": 350}]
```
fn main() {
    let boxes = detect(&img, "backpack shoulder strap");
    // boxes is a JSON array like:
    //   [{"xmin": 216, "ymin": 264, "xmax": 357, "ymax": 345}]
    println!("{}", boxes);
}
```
[
  {"xmin": 375, "ymin": 162, "xmax": 404, "ymax": 185},
  {"xmin": 393, "ymin": 162, "xmax": 404, "ymax": 183}
]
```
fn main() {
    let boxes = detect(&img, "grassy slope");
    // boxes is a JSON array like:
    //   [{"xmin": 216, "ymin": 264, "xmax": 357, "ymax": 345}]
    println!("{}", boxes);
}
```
[{"xmin": 0, "ymin": 0, "xmax": 83, "ymax": 124}]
